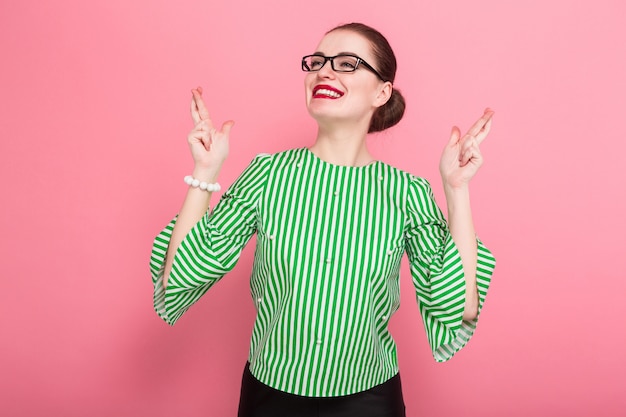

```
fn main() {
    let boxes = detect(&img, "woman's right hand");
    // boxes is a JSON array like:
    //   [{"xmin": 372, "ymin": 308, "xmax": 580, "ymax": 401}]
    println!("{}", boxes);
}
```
[{"xmin": 187, "ymin": 86, "xmax": 234, "ymax": 178}]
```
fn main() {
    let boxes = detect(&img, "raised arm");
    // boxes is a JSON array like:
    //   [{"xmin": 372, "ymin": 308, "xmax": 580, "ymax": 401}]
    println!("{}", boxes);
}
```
[
  {"xmin": 163, "ymin": 87, "xmax": 235, "ymax": 287},
  {"xmin": 438, "ymin": 108, "xmax": 494, "ymax": 320}
]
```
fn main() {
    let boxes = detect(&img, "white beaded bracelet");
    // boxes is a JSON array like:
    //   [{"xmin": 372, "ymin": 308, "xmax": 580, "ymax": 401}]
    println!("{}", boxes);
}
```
[{"xmin": 184, "ymin": 175, "xmax": 221, "ymax": 192}]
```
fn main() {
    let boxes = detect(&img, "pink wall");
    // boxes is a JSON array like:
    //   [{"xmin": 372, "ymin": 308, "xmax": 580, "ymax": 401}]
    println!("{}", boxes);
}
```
[{"xmin": 2, "ymin": 0, "xmax": 625, "ymax": 416}]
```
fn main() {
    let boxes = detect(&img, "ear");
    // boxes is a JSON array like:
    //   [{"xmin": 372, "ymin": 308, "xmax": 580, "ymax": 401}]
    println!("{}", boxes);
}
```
[{"xmin": 373, "ymin": 81, "xmax": 393, "ymax": 108}]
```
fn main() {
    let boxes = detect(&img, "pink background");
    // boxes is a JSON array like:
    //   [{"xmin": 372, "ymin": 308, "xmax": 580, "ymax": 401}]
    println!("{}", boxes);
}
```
[{"xmin": 1, "ymin": 0, "xmax": 625, "ymax": 416}]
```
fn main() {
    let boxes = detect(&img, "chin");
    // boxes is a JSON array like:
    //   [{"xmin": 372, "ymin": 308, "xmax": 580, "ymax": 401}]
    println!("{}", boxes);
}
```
[
  {"xmin": 307, "ymin": 108, "xmax": 340, "ymax": 126},
  {"xmin": 307, "ymin": 100, "xmax": 343, "ymax": 116}
]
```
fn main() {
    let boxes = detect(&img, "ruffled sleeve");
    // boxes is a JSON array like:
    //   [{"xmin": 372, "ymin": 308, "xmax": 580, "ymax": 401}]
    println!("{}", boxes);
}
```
[
  {"xmin": 404, "ymin": 176, "xmax": 495, "ymax": 362},
  {"xmin": 150, "ymin": 154, "xmax": 272, "ymax": 325}
]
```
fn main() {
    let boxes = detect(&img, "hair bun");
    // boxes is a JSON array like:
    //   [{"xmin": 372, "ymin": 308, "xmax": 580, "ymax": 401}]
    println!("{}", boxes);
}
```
[{"xmin": 369, "ymin": 88, "xmax": 406, "ymax": 133}]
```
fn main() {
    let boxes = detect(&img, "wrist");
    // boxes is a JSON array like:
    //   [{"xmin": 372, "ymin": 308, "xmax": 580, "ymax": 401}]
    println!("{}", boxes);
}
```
[
  {"xmin": 184, "ymin": 175, "xmax": 221, "ymax": 192},
  {"xmin": 192, "ymin": 165, "xmax": 222, "ymax": 183},
  {"xmin": 443, "ymin": 183, "xmax": 471, "ymax": 216},
  {"xmin": 443, "ymin": 181, "xmax": 470, "ymax": 196}
]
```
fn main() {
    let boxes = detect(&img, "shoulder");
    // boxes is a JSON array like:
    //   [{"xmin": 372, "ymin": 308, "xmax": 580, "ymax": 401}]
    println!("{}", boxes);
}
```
[
  {"xmin": 234, "ymin": 148, "xmax": 305, "ymax": 184},
  {"xmin": 247, "ymin": 148, "xmax": 312, "ymax": 174},
  {"xmin": 378, "ymin": 162, "xmax": 433, "ymax": 193},
  {"xmin": 377, "ymin": 163, "xmax": 439, "ymax": 217},
  {"xmin": 251, "ymin": 148, "xmax": 306, "ymax": 164}
]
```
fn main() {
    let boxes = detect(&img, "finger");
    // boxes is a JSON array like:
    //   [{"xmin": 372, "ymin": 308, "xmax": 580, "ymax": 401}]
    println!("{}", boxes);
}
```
[
  {"xmin": 460, "ymin": 135, "xmax": 476, "ymax": 156},
  {"xmin": 467, "ymin": 109, "xmax": 495, "ymax": 137},
  {"xmin": 462, "ymin": 142, "xmax": 483, "ymax": 167},
  {"xmin": 220, "ymin": 120, "xmax": 235, "ymax": 136},
  {"xmin": 190, "ymin": 120, "xmax": 209, "ymax": 134},
  {"xmin": 460, "ymin": 146, "xmax": 479, "ymax": 167},
  {"xmin": 204, "ymin": 136, "xmax": 213, "ymax": 151},
  {"xmin": 460, "ymin": 149, "xmax": 470, "ymax": 167},
  {"xmin": 188, "ymin": 128, "xmax": 210, "ymax": 143},
  {"xmin": 191, "ymin": 87, "xmax": 211, "ymax": 121},
  {"xmin": 188, "ymin": 130, "xmax": 212, "ymax": 151},
  {"xmin": 475, "ymin": 116, "xmax": 493, "ymax": 145},
  {"xmin": 448, "ymin": 126, "xmax": 462, "ymax": 146},
  {"xmin": 190, "ymin": 95, "xmax": 201, "ymax": 125},
  {"xmin": 459, "ymin": 136, "xmax": 473, "ymax": 164},
  {"xmin": 190, "ymin": 87, "xmax": 209, "ymax": 125}
]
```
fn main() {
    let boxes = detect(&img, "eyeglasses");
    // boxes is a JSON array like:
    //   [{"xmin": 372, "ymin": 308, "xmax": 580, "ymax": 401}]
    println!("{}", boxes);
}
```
[{"xmin": 301, "ymin": 54, "xmax": 387, "ymax": 82}]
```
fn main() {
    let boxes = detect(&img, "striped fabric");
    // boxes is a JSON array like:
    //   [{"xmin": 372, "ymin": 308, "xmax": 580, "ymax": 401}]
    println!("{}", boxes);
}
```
[{"xmin": 150, "ymin": 147, "xmax": 495, "ymax": 397}]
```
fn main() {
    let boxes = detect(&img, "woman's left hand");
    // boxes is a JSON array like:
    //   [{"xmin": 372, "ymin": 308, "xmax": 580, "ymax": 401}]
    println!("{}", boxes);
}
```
[{"xmin": 439, "ymin": 108, "xmax": 494, "ymax": 189}]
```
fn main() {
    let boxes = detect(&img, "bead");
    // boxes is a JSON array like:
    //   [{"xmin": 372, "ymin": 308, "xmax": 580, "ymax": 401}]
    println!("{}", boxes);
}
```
[{"xmin": 184, "ymin": 175, "xmax": 221, "ymax": 192}]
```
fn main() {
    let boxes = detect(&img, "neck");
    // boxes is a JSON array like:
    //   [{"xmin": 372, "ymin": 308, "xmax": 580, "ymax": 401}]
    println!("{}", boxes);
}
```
[{"xmin": 309, "ymin": 124, "xmax": 375, "ymax": 167}]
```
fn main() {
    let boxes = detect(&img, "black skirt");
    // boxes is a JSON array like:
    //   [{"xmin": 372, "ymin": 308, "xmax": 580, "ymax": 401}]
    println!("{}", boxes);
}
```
[{"xmin": 237, "ymin": 363, "xmax": 406, "ymax": 417}]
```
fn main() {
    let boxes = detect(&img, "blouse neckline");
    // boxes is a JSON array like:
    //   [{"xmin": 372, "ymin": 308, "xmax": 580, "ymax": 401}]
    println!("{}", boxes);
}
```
[{"xmin": 302, "ymin": 147, "xmax": 380, "ymax": 170}]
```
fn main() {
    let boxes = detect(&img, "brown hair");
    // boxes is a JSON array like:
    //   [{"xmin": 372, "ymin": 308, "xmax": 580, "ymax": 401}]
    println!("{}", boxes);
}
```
[{"xmin": 327, "ymin": 22, "xmax": 406, "ymax": 133}]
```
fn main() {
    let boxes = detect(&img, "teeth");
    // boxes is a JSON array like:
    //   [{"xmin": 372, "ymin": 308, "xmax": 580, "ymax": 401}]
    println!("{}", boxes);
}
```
[{"xmin": 315, "ymin": 88, "xmax": 341, "ymax": 98}]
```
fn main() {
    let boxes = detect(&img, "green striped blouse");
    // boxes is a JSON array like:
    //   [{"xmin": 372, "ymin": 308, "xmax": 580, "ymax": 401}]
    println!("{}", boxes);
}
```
[{"xmin": 151, "ymin": 147, "xmax": 495, "ymax": 397}]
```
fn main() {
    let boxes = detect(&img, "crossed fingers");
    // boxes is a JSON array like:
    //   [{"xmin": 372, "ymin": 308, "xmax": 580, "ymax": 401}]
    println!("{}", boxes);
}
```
[
  {"xmin": 466, "ymin": 108, "xmax": 494, "ymax": 145},
  {"xmin": 456, "ymin": 108, "xmax": 494, "ymax": 166},
  {"xmin": 191, "ymin": 86, "xmax": 212, "ymax": 126}
]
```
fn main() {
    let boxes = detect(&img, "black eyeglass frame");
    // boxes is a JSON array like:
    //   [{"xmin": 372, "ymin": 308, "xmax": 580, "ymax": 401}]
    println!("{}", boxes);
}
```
[{"xmin": 301, "ymin": 54, "xmax": 387, "ymax": 82}]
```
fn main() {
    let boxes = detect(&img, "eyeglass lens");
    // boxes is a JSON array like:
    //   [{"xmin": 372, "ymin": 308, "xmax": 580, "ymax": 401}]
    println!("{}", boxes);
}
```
[{"xmin": 303, "ymin": 55, "xmax": 360, "ymax": 72}]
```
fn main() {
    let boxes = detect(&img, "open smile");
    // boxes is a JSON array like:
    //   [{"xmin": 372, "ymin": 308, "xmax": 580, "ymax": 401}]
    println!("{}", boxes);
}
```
[{"xmin": 312, "ymin": 84, "xmax": 344, "ymax": 99}]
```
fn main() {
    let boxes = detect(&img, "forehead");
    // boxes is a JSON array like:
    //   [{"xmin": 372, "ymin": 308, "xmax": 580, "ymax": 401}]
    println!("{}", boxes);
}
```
[{"xmin": 314, "ymin": 30, "xmax": 373, "ymax": 59}]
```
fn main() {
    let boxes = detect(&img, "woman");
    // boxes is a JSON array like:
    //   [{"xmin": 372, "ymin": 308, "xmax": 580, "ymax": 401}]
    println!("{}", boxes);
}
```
[{"xmin": 151, "ymin": 22, "xmax": 495, "ymax": 417}]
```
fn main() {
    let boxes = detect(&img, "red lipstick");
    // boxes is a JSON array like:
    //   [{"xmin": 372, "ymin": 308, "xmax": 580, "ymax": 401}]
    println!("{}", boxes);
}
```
[{"xmin": 312, "ymin": 84, "xmax": 344, "ymax": 99}]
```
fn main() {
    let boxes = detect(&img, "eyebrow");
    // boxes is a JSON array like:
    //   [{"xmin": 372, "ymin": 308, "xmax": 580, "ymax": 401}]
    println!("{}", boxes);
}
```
[{"xmin": 312, "ymin": 51, "xmax": 360, "ymax": 56}]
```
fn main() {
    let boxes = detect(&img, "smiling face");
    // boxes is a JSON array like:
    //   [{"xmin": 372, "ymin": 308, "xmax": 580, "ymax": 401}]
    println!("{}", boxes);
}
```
[{"xmin": 304, "ymin": 29, "xmax": 392, "ymax": 131}]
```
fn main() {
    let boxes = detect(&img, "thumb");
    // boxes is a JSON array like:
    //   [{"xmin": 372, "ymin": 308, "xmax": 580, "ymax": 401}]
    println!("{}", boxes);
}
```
[
  {"xmin": 448, "ymin": 126, "xmax": 461, "ymax": 146},
  {"xmin": 220, "ymin": 120, "xmax": 235, "ymax": 136}
]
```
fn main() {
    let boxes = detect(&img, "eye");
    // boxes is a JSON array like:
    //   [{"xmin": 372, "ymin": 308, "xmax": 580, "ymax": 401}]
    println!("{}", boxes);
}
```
[
  {"xmin": 335, "ymin": 56, "xmax": 358, "ymax": 71},
  {"xmin": 309, "ymin": 56, "xmax": 325, "ymax": 70}
]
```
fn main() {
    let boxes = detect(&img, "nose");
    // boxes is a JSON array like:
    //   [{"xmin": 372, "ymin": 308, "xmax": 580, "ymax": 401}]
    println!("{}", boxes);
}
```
[{"xmin": 317, "ymin": 58, "xmax": 335, "ymax": 78}]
